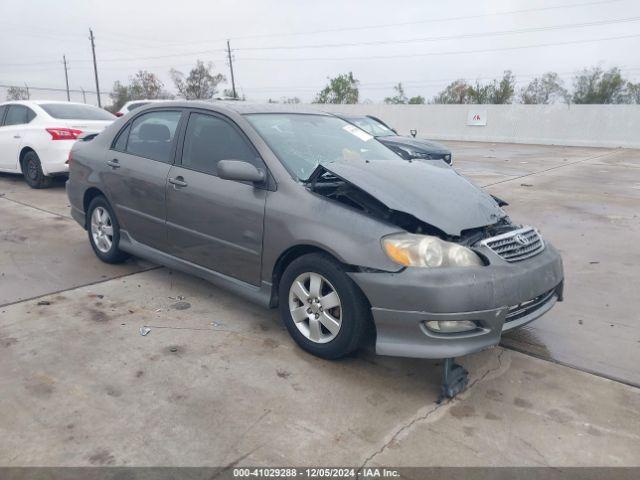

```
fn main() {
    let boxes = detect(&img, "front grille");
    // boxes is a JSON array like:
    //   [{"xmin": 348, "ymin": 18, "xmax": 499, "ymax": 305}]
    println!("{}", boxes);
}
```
[
  {"xmin": 480, "ymin": 226, "xmax": 545, "ymax": 262},
  {"xmin": 505, "ymin": 288, "xmax": 556, "ymax": 323}
]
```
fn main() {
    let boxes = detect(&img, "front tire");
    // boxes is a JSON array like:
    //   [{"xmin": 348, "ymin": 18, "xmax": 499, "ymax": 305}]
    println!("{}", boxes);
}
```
[
  {"xmin": 87, "ymin": 196, "xmax": 129, "ymax": 264},
  {"xmin": 279, "ymin": 253, "xmax": 371, "ymax": 360},
  {"xmin": 22, "ymin": 151, "xmax": 52, "ymax": 189}
]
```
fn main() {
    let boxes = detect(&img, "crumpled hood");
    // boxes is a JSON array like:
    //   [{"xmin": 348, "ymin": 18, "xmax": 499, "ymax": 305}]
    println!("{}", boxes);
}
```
[
  {"xmin": 323, "ymin": 158, "xmax": 506, "ymax": 236},
  {"xmin": 379, "ymin": 136, "xmax": 450, "ymax": 153}
]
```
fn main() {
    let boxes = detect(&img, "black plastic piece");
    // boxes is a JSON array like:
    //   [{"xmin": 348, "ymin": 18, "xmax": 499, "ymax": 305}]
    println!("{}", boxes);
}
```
[{"xmin": 437, "ymin": 358, "xmax": 469, "ymax": 403}]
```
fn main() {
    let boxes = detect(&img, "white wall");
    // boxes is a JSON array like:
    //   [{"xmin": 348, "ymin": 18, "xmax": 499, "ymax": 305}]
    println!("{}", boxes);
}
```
[{"xmin": 312, "ymin": 104, "xmax": 640, "ymax": 149}]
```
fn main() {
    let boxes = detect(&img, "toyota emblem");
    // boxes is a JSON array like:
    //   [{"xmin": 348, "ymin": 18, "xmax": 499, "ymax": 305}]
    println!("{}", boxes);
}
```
[{"xmin": 515, "ymin": 233, "xmax": 530, "ymax": 246}]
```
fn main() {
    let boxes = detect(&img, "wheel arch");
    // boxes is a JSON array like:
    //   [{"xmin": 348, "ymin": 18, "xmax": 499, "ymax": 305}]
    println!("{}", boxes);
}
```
[
  {"xmin": 18, "ymin": 146, "xmax": 36, "ymax": 172},
  {"xmin": 269, "ymin": 244, "xmax": 368, "ymax": 309},
  {"xmin": 83, "ymin": 187, "xmax": 108, "ymax": 221}
]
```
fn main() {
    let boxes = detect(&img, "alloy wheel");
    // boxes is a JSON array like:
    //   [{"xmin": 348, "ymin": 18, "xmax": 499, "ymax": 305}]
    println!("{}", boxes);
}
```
[
  {"xmin": 288, "ymin": 272, "xmax": 342, "ymax": 343},
  {"xmin": 90, "ymin": 206, "xmax": 114, "ymax": 253}
]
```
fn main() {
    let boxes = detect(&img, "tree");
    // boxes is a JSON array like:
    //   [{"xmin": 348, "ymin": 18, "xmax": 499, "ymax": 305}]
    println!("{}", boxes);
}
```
[
  {"xmin": 170, "ymin": 60, "xmax": 226, "ymax": 100},
  {"xmin": 627, "ymin": 82, "xmax": 640, "ymax": 104},
  {"xmin": 129, "ymin": 70, "xmax": 171, "ymax": 100},
  {"xmin": 572, "ymin": 66, "xmax": 627, "ymax": 104},
  {"xmin": 6, "ymin": 86, "xmax": 29, "ymax": 101},
  {"xmin": 384, "ymin": 83, "xmax": 408, "ymax": 104},
  {"xmin": 108, "ymin": 81, "xmax": 130, "ymax": 112},
  {"xmin": 468, "ymin": 81, "xmax": 492, "ymax": 104},
  {"xmin": 314, "ymin": 72, "xmax": 359, "ymax": 104},
  {"xmin": 487, "ymin": 70, "xmax": 516, "ymax": 104},
  {"xmin": 108, "ymin": 71, "xmax": 172, "ymax": 112},
  {"xmin": 520, "ymin": 72, "xmax": 568, "ymax": 104},
  {"xmin": 466, "ymin": 70, "xmax": 516, "ymax": 104},
  {"xmin": 384, "ymin": 83, "xmax": 425, "ymax": 104},
  {"xmin": 432, "ymin": 79, "xmax": 472, "ymax": 104}
]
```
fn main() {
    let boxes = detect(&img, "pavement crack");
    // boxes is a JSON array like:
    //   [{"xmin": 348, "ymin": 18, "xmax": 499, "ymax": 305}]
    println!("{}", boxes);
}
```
[
  {"xmin": 357, "ymin": 349, "xmax": 506, "ymax": 474},
  {"xmin": 482, "ymin": 149, "xmax": 621, "ymax": 187},
  {"xmin": 0, "ymin": 195, "xmax": 71, "ymax": 220}
]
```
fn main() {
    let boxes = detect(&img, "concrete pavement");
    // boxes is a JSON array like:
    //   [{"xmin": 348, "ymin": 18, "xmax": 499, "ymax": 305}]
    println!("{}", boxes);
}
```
[{"xmin": 0, "ymin": 143, "xmax": 639, "ymax": 467}]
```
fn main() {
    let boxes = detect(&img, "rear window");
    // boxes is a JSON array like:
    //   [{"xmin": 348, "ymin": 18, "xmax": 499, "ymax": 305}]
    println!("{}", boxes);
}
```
[{"xmin": 39, "ymin": 103, "xmax": 115, "ymax": 121}]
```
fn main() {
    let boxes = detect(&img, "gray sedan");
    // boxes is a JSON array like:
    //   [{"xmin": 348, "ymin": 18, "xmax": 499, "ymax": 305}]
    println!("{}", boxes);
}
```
[{"xmin": 67, "ymin": 102, "xmax": 563, "ymax": 395}]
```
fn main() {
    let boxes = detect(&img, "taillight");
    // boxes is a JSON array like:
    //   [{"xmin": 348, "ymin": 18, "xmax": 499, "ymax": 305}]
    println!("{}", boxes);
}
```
[
  {"xmin": 115, "ymin": 112, "xmax": 123, "ymax": 117},
  {"xmin": 46, "ymin": 128, "xmax": 83, "ymax": 140}
]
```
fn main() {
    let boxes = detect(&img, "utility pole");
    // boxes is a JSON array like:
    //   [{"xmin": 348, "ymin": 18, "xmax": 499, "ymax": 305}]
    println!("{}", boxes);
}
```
[
  {"xmin": 62, "ymin": 55, "xmax": 70, "ymax": 101},
  {"xmin": 226, "ymin": 40, "xmax": 237, "ymax": 99},
  {"xmin": 89, "ymin": 28, "xmax": 101, "ymax": 107}
]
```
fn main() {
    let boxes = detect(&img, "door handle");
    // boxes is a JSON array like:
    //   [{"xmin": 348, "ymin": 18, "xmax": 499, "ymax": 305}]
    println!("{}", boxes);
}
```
[
  {"xmin": 13, "ymin": 135, "xmax": 21, "ymax": 139},
  {"xmin": 106, "ymin": 159, "xmax": 120, "ymax": 169},
  {"xmin": 168, "ymin": 176, "xmax": 188, "ymax": 188}
]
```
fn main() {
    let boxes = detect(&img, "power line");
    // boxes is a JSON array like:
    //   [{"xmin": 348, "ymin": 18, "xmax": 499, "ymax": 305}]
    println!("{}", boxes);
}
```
[
  {"xmin": 235, "ymin": 16, "xmax": 640, "ymax": 51},
  {"xmin": 228, "ymin": 0, "xmax": 625, "ymax": 40},
  {"xmin": 5, "ymin": 14, "xmax": 637, "ymax": 69},
  {"xmin": 236, "ymin": 32, "xmax": 640, "ymax": 62},
  {"xmin": 27, "ymin": 0, "xmax": 620, "ymax": 56}
]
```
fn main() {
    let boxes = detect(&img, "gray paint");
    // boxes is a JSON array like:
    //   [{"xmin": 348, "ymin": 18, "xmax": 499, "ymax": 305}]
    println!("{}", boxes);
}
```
[
  {"xmin": 67, "ymin": 101, "xmax": 564, "ymax": 360},
  {"xmin": 323, "ymin": 157, "xmax": 507, "ymax": 236}
]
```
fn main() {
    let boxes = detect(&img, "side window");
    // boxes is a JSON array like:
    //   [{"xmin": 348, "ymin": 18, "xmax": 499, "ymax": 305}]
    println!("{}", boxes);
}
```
[
  {"xmin": 4, "ymin": 105, "xmax": 28, "ymax": 126},
  {"xmin": 125, "ymin": 110, "xmax": 181, "ymax": 163},
  {"xmin": 112, "ymin": 124, "xmax": 131, "ymax": 152},
  {"xmin": 181, "ymin": 112, "xmax": 259, "ymax": 176},
  {"xmin": 0, "ymin": 105, "xmax": 7, "ymax": 126},
  {"xmin": 25, "ymin": 107, "xmax": 36, "ymax": 123}
]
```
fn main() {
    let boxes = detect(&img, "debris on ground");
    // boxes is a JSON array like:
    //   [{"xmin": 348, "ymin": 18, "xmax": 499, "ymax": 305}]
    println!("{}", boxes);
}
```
[
  {"xmin": 171, "ymin": 301, "xmax": 191, "ymax": 310},
  {"xmin": 37, "ymin": 300, "xmax": 51, "ymax": 306},
  {"xmin": 139, "ymin": 326, "xmax": 151, "ymax": 336},
  {"xmin": 520, "ymin": 183, "xmax": 533, "ymax": 187}
]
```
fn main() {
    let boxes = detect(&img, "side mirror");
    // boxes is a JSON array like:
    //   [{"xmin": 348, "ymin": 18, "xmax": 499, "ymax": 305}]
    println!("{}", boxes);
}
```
[
  {"xmin": 217, "ymin": 160, "xmax": 265, "ymax": 184},
  {"xmin": 410, "ymin": 129, "xmax": 417, "ymax": 138}
]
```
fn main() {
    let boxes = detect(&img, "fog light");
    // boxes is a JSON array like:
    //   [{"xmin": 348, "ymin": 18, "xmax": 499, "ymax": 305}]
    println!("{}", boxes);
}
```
[{"xmin": 425, "ymin": 320, "xmax": 477, "ymax": 333}]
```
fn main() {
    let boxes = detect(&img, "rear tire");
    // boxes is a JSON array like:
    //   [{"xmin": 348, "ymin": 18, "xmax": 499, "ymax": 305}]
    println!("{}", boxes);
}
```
[
  {"xmin": 22, "ymin": 151, "xmax": 52, "ymax": 189},
  {"xmin": 279, "ymin": 253, "xmax": 371, "ymax": 360},
  {"xmin": 86, "ymin": 196, "xmax": 129, "ymax": 264}
]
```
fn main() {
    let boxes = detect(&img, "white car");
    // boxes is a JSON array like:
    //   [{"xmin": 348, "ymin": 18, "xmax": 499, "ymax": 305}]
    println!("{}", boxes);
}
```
[
  {"xmin": 115, "ymin": 99, "xmax": 166, "ymax": 117},
  {"xmin": 0, "ymin": 100, "xmax": 115, "ymax": 188}
]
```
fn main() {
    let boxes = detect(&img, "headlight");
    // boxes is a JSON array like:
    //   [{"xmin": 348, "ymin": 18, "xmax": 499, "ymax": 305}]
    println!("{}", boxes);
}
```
[
  {"xmin": 382, "ymin": 233, "xmax": 483, "ymax": 268},
  {"xmin": 396, "ymin": 146, "xmax": 430, "ymax": 159}
]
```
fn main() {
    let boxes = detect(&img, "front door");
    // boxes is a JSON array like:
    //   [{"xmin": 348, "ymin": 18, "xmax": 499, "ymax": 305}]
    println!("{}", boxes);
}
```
[
  {"xmin": 166, "ymin": 111, "xmax": 267, "ymax": 286},
  {"xmin": 102, "ymin": 109, "xmax": 183, "ymax": 251}
]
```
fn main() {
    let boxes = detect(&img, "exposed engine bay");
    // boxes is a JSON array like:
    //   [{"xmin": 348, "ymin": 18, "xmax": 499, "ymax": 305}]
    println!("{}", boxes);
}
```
[{"xmin": 306, "ymin": 165, "xmax": 517, "ymax": 246}]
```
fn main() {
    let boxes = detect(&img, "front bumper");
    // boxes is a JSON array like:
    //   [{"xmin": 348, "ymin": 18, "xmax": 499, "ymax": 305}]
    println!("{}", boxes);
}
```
[{"xmin": 348, "ymin": 243, "xmax": 564, "ymax": 359}]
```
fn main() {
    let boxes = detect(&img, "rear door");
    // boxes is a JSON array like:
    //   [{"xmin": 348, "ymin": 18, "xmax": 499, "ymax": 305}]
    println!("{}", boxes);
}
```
[
  {"xmin": 0, "ymin": 105, "xmax": 29, "ymax": 171},
  {"xmin": 166, "ymin": 110, "xmax": 267, "ymax": 285},
  {"xmin": 102, "ymin": 109, "xmax": 184, "ymax": 251}
]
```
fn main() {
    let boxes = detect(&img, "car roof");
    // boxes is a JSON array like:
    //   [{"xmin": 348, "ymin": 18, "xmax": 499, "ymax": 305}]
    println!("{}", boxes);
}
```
[
  {"xmin": 0, "ymin": 100, "xmax": 100, "ymax": 107},
  {"xmin": 133, "ymin": 100, "xmax": 329, "ymax": 116},
  {"xmin": 334, "ymin": 113, "xmax": 369, "ymax": 119}
]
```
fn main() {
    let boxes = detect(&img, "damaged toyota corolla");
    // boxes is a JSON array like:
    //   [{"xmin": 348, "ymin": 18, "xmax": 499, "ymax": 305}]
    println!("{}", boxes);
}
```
[{"xmin": 67, "ymin": 102, "xmax": 564, "ymax": 397}]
